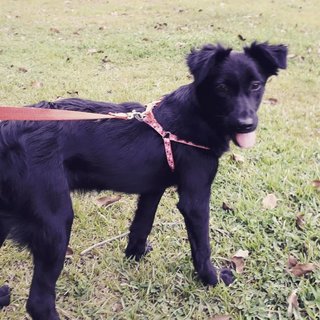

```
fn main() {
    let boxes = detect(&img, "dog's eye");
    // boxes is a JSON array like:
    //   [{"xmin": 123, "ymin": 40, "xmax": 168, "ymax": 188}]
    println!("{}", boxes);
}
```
[
  {"xmin": 215, "ymin": 83, "xmax": 229, "ymax": 94},
  {"xmin": 250, "ymin": 81, "xmax": 262, "ymax": 91}
]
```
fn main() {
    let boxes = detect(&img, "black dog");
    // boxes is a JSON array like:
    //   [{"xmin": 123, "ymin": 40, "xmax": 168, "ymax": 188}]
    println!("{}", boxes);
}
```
[{"xmin": 0, "ymin": 42, "xmax": 287, "ymax": 319}]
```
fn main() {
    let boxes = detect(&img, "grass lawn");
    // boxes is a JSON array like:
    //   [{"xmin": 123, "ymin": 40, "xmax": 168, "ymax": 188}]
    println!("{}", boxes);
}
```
[{"xmin": 0, "ymin": 0, "xmax": 319, "ymax": 319}]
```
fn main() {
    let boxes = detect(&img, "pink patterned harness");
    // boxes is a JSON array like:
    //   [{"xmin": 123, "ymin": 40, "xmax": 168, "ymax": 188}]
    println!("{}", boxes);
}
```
[{"xmin": 140, "ymin": 101, "xmax": 210, "ymax": 171}]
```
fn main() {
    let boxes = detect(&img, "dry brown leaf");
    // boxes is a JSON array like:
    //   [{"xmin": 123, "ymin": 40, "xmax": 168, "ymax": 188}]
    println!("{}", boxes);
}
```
[
  {"xmin": 112, "ymin": 302, "xmax": 123, "ymax": 312},
  {"xmin": 231, "ymin": 257, "xmax": 245, "ymax": 273},
  {"xmin": 231, "ymin": 153, "xmax": 245, "ymax": 163},
  {"xmin": 222, "ymin": 202, "xmax": 234, "ymax": 212},
  {"xmin": 87, "ymin": 48, "xmax": 98, "ymax": 54},
  {"xmin": 288, "ymin": 53, "xmax": 297, "ymax": 59},
  {"xmin": 264, "ymin": 97, "xmax": 278, "ymax": 105},
  {"xmin": 101, "ymin": 56, "xmax": 111, "ymax": 64},
  {"xmin": 287, "ymin": 289, "xmax": 299, "ymax": 316},
  {"xmin": 233, "ymin": 249, "xmax": 249, "ymax": 258},
  {"xmin": 287, "ymin": 256, "xmax": 298, "ymax": 268},
  {"xmin": 18, "ymin": 67, "xmax": 28, "ymax": 73},
  {"xmin": 50, "ymin": 27, "xmax": 60, "ymax": 33},
  {"xmin": 231, "ymin": 249, "xmax": 249, "ymax": 274},
  {"xmin": 95, "ymin": 195, "xmax": 121, "ymax": 207},
  {"xmin": 295, "ymin": 214, "xmax": 305, "ymax": 230},
  {"xmin": 312, "ymin": 180, "xmax": 320, "ymax": 191},
  {"xmin": 67, "ymin": 90, "xmax": 79, "ymax": 96},
  {"xmin": 290, "ymin": 263, "xmax": 316, "ymax": 277},
  {"xmin": 31, "ymin": 81, "xmax": 43, "ymax": 89},
  {"xmin": 210, "ymin": 316, "xmax": 231, "ymax": 320},
  {"xmin": 65, "ymin": 246, "xmax": 74, "ymax": 258},
  {"xmin": 262, "ymin": 193, "xmax": 278, "ymax": 209}
]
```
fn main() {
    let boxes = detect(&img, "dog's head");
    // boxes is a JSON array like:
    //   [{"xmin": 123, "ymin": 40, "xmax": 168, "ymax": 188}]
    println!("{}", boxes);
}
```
[{"xmin": 187, "ymin": 42, "xmax": 287, "ymax": 148}]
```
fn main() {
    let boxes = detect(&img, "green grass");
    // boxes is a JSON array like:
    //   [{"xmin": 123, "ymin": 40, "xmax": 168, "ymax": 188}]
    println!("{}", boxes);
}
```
[{"xmin": 0, "ymin": 0, "xmax": 319, "ymax": 319}]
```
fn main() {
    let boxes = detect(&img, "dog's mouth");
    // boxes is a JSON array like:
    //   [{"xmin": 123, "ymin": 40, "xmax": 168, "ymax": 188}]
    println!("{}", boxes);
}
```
[{"xmin": 233, "ymin": 130, "xmax": 256, "ymax": 148}]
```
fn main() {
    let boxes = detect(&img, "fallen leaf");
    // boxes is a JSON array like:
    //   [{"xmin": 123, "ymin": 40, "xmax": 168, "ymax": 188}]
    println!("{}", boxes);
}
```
[
  {"xmin": 66, "ymin": 246, "xmax": 74, "ymax": 258},
  {"xmin": 312, "ymin": 180, "xmax": 320, "ymax": 191},
  {"xmin": 50, "ymin": 27, "xmax": 60, "ymax": 33},
  {"xmin": 67, "ymin": 90, "xmax": 79, "ymax": 96},
  {"xmin": 287, "ymin": 256, "xmax": 298, "ymax": 268},
  {"xmin": 18, "ymin": 67, "xmax": 28, "ymax": 73},
  {"xmin": 210, "ymin": 316, "xmax": 231, "ymax": 320},
  {"xmin": 231, "ymin": 249, "xmax": 249, "ymax": 273},
  {"xmin": 154, "ymin": 22, "xmax": 168, "ymax": 30},
  {"xmin": 287, "ymin": 290, "xmax": 299, "ymax": 316},
  {"xmin": 231, "ymin": 258, "xmax": 245, "ymax": 273},
  {"xmin": 31, "ymin": 81, "xmax": 43, "ymax": 89},
  {"xmin": 101, "ymin": 56, "xmax": 111, "ymax": 64},
  {"xmin": 295, "ymin": 214, "xmax": 305, "ymax": 230},
  {"xmin": 233, "ymin": 249, "xmax": 249, "ymax": 259},
  {"xmin": 95, "ymin": 195, "xmax": 121, "ymax": 207},
  {"xmin": 290, "ymin": 263, "xmax": 316, "ymax": 277},
  {"xmin": 288, "ymin": 53, "xmax": 297, "ymax": 59},
  {"xmin": 264, "ymin": 98, "xmax": 278, "ymax": 105},
  {"xmin": 112, "ymin": 302, "xmax": 123, "ymax": 312},
  {"xmin": 262, "ymin": 193, "xmax": 278, "ymax": 209},
  {"xmin": 222, "ymin": 202, "xmax": 234, "ymax": 212},
  {"xmin": 231, "ymin": 153, "xmax": 245, "ymax": 162},
  {"xmin": 88, "ymin": 48, "xmax": 104, "ymax": 55},
  {"xmin": 87, "ymin": 48, "xmax": 101, "ymax": 55}
]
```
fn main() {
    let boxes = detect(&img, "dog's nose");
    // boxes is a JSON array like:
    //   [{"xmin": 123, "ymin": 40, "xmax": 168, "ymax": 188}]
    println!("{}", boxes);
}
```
[{"xmin": 236, "ymin": 117, "xmax": 254, "ymax": 132}]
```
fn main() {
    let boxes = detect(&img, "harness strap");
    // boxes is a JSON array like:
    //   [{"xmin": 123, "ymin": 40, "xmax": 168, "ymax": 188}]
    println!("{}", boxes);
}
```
[{"xmin": 142, "ymin": 101, "xmax": 210, "ymax": 171}]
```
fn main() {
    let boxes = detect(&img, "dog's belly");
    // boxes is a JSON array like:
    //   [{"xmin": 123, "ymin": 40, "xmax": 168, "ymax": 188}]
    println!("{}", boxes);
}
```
[
  {"xmin": 60, "ymin": 117, "xmax": 177, "ymax": 194},
  {"xmin": 67, "ymin": 168, "xmax": 174, "ymax": 194},
  {"xmin": 63, "ymin": 141, "xmax": 175, "ymax": 194}
]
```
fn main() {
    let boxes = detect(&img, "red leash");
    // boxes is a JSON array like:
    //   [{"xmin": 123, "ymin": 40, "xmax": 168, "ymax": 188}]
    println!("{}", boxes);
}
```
[
  {"xmin": 0, "ymin": 102, "xmax": 209, "ymax": 171},
  {"xmin": 0, "ymin": 106, "xmax": 129, "ymax": 121}
]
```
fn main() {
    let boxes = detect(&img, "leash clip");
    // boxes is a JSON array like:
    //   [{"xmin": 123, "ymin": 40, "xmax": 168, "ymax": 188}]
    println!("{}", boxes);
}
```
[{"xmin": 127, "ymin": 110, "xmax": 146, "ymax": 121}]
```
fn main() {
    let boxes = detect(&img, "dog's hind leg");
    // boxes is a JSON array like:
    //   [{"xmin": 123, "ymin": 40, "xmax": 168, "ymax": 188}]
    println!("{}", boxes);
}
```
[
  {"xmin": 0, "ymin": 220, "xmax": 11, "ymax": 309},
  {"xmin": 125, "ymin": 190, "xmax": 164, "ymax": 261},
  {"xmin": 0, "ymin": 220, "xmax": 10, "ymax": 247},
  {"xmin": 25, "ymin": 189, "xmax": 74, "ymax": 320}
]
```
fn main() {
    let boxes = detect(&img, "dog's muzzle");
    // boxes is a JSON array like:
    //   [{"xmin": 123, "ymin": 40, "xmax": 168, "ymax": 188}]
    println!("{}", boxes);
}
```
[{"xmin": 230, "ymin": 117, "xmax": 257, "ymax": 149}]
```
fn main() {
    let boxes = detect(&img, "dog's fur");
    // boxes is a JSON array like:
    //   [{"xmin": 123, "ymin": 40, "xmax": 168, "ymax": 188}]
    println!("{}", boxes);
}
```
[{"xmin": 0, "ymin": 42, "xmax": 287, "ymax": 319}]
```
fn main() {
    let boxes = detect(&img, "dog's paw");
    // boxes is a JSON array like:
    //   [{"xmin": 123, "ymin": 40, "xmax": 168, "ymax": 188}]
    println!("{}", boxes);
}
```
[
  {"xmin": 220, "ymin": 268, "xmax": 235, "ymax": 286},
  {"xmin": 198, "ymin": 264, "xmax": 218, "ymax": 286},
  {"xmin": 125, "ymin": 242, "xmax": 153, "ymax": 261},
  {"xmin": 0, "ymin": 285, "xmax": 10, "ymax": 308}
]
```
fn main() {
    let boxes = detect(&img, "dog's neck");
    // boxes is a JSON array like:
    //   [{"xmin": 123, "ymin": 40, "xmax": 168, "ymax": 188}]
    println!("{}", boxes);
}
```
[{"xmin": 153, "ymin": 84, "xmax": 230, "ymax": 157}]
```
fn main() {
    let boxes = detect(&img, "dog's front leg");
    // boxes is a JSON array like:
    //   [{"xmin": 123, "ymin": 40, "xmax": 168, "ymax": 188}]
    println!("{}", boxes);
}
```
[
  {"xmin": 125, "ymin": 190, "xmax": 164, "ymax": 261},
  {"xmin": 177, "ymin": 184, "xmax": 218, "ymax": 286}
]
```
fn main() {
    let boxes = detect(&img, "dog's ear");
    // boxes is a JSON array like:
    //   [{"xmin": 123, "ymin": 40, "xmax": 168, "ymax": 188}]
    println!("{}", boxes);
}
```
[
  {"xmin": 244, "ymin": 42, "xmax": 288, "ymax": 78},
  {"xmin": 187, "ymin": 44, "xmax": 231, "ymax": 84}
]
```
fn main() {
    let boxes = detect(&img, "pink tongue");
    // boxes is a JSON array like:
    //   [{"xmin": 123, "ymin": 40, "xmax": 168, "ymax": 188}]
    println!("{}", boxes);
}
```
[{"xmin": 235, "ymin": 131, "xmax": 256, "ymax": 148}]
